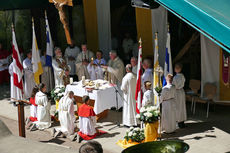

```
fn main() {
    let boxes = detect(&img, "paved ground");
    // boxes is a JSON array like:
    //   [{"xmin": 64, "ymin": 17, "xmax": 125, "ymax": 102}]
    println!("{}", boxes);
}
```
[{"xmin": 0, "ymin": 83, "xmax": 230, "ymax": 153}]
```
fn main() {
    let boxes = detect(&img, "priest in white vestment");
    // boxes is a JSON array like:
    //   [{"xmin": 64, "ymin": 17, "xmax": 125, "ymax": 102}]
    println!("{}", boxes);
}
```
[
  {"xmin": 23, "ymin": 51, "xmax": 36, "ymax": 99},
  {"xmin": 130, "ymin": 57, "xmax": 137, "ymax": 75},
  {"xmin": 75, "ymin": 44, "xmax": 94, "ymax": 80},
  {"xmin": 93, "ymin": 50, "xmax": 106, "ymax": 80},
  {"xmin": 121, "ymin": 64, "xmax": 137, "ymax": 127},
  {"xmin": 52, "ymin": 47, "xmax": 70, "ymax": 87},
  {"xmin": 160, "ymin": 74, "xmax": 176, "ymax": 133},
  {"xmin": 58, "ymin": 91, "xmax": 76, "ymax": 136},
  {"xmin": 34, "ymin": 83, "xmax": 51, "ymax": 130},
  {"xmin": 173, "ymin": 63, "xmax": 187, "ymax": 128},
  {"xmin": 142, "ymin": 59, "xmax": 153, "ymax": 92},
  {"xmin": 102, "ymin": 50, "xmax": 124, "ymax": 86},
  {"xmin": 41, "ymin": 52, "xmax": 54, "ymax": 92},
  {"xmin": 65, "ymin": 44, "xmax": 80, "ymax": 81}
]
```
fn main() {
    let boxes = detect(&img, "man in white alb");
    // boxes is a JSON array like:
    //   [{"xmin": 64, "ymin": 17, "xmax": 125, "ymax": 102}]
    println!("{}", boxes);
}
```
[{"xmin": 121, "ymin": 64, "xmax": 137, "ymax": 127}]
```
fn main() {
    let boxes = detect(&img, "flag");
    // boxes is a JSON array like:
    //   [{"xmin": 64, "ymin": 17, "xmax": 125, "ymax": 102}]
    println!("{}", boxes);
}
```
[
  {"xmin": 135, "ymin": 38, "xmax": 143, "ymax": 114},
  {"xmin": 163, "ymin": 31, "xmax": 173, "ymax": 86},
  {"xmin": 45, "ymin": 11, "xmax": 53, "ymax": 67},
  {"xmin": 12, "ymin": 25, "xmax": 24, "ymax": 100},
  {"xmin": 153, "ymin": 33, "xmax": 162, "ymax": 106},
  {"xmin": 32, "ymin": 18, "xmax": 43, "ymax": 84}
]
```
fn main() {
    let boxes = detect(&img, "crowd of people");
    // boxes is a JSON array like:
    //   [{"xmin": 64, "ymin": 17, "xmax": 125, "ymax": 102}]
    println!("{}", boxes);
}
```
[{"xmin": 1, "ymin": 37, "xmax": 187, "ymax": 145}]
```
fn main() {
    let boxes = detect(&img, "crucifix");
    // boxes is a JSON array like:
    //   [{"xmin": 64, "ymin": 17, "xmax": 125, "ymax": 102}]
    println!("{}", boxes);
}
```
[{"xmin": 49, "ymin": 0, "xmax": 73, "ymax": 45}]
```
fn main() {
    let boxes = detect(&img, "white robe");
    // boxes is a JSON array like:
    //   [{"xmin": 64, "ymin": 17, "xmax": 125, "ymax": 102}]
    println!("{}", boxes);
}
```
[
  {"xmin": 52, "ymin": 57, "xmax": 65, "ymax": 87},
  {"xmin": 173, "ymin": 73, "xmax": 187, "ymax": 122},
  {"xmin": 142, "ymin": 68, "xmax": 153, "ymax": 92},
  {"xmin": 30, "ymin": 104, "xmax": 37, "ymax": 119},
  {"xmin": 160, "ymin": 84, "xmax": 176, "ymax": 133},
  {"xmin": 23, "ymin": 58, "xmax": 35, "ymax": 99},
  {"xmin": 107, "ymin": 57, "xmax": 125, "ymax": 85},
  {"xmin": 79, "ymin": 116, "xmax": 96, "ymax": 136},
  {"xmin": 121, "ymin": 72, "xmax": 137, "ymax": 127},
  {"xmin": 58, "ymin": 96, "xmax": 76, "ymax": 135},
  {"xmin": 65, "ymin": 46, "xmax": 80, "ymax": 75},
  {"xmin": 75, "ymin": 50, "xmax": 94, "ymax": 80},
  {"xmin": 142, "ymin": 90, "xmax": 155, "ymax": 107},
  {"xmin": 87, "ymin": 64, "xmax": 97, "ymax": 80},
  {"xmin": 41, "ymin": 56, "xmax": 54, "ymax": 92},
  {"xmin": 35, "ymin": 91, "xmax": 51, "ymax": 130}
]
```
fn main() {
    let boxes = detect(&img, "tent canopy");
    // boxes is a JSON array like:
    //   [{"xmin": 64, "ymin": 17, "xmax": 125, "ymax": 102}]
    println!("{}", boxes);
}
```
[
  {"xmin": 0, "ymin": 0, "xmax": 49, "ymax": 10},
  {"xmin": 155, "ymin": 0, "xmax": 230, "ymax": 53}
]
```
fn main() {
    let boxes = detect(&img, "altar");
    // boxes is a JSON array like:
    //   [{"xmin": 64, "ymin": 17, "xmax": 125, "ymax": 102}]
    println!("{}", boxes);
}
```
[{"xmin": 65, "ymin": 80, "xmax": 123, "ymax": 120}]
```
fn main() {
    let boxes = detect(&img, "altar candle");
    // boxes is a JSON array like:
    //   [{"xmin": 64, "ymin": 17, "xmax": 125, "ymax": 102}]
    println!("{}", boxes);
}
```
[{"xmin": 70, "ymin": 77, "xmax": 73, "ymax": 84}]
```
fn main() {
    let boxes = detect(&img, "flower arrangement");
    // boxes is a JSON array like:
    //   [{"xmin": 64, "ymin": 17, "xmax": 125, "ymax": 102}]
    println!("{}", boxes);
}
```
[
  {"xmin": 124, "ymin": 127, "xmax": 145, "ymax": 143},
  {"xmin": 51, "ymin": 85, "xmax": 65, "ymax": 101},
  {"xmin": 136, "ymin": 106, "xmax": 160, "ymax": 123},
  {"xmin": 154, "ymin": 86, "xmax": 162, "ymax": 96}
]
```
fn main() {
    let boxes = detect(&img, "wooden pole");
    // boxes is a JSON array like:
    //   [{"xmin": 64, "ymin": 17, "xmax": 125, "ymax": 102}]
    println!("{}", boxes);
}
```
[{"xmin": 17, "ymin": 103, "xmax": 25, "ymax": 137}]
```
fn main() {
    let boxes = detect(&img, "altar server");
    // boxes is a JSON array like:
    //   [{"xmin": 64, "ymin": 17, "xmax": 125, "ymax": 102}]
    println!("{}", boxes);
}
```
[
  {"xmin": 173, "ymin": 63, "xmax": 187, "ymax": 128},
  {"xmin": 103, "ymin": 50, "xmax": 124, "ymax": 86},
  {"xmin": 121, "ymin": 64, "xmax": 137, "ymax": 127},
  {"xmin": 75, "ymin": 44, "xmax": 94, "ymax": 80},
  {"xmin": 65, "ymin": 43, "xmax": 80, "ymax": 81},
  {"xmin": 78, "ymin": 96, "xmax": 97, "ymax": 137},
  {"xmin": 23, "ymin": 51, "xmax": 36, "ymax": 99},
  {"xmin": 160, "ymin": 74, "xmax": 176, "ymax": 133},
  {"xmin": 34, "ymin": 83, "xmax": 51, "ymax": 130},
  {"xmin": 142, "ymin": 81, "xmax": 155, "ymax": 107},
  {"xmin": 142, "ymin": 58, "xmax": 153, "ymax": 92},
  {"xmin": 52, "ymin": 47, "xmax": 70, "ymax": 87}
]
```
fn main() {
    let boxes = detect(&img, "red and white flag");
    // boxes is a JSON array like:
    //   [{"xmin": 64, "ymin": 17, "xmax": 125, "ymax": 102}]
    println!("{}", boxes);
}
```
[
  {"xmin": 135, "ymin": 38, "xmax": 143, "ymax": 114},
  {"xmin": 11, "ymin": 25, "xmax": 24, "ymax": 100}
]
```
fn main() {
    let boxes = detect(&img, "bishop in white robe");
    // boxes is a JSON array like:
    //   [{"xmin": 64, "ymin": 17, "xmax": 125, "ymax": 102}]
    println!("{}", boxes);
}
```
[
  {"xmin": 160, "ymin": 75, "xmax": 176, "ymax": 133},
  {"xmin": 173, "ymin": 73, "xmax": 187, "ymax": 123},
  {"xmin": 23, "ymin": 52, "xmax": 36, "ymax": 99},
  {"xmin": 121, "ymin": 64, "xmax": 137, "ymax": 127},
  {"xmin": 35, "ymin": 89, "xmax": 51, "ymax": 130},
  {"xmin": 75, "ymin": 44, "xmax": 94, "ymax": 80},
  {"xmin": 58, "ymin": 91, "xmax": 76, "ymax": 135}
]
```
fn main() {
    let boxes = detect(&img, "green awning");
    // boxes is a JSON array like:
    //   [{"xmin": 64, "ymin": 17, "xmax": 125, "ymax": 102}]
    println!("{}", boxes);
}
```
[
  {"xmin": 155, "ymin": 0, "xmax": 230, "ymax": 53},
  {"xmin": 0, "ymin": 0, "xmax": 49, "ymax": 10}
]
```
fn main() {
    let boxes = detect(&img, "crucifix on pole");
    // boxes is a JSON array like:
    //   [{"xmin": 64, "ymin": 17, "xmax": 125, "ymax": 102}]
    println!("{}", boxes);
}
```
[{"xmin": 49, "ymin": 0, "xmax": 73, "ymax": 45}]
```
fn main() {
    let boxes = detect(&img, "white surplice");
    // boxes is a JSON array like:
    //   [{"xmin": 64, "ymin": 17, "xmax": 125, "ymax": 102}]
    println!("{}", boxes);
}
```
[
  {"xmin": 23, "ymin": 58, "xmax": 35, "ymax": 99},
  {"xmin": 79, "ymin": 116, "xmax": 96, "ymax": 135},
  {"xmin": 58, "ymin": 95, "xmax": 76, "ymax": 135},
  {"xmin": 142, "ymin": 68, "xmax": 153, "ymax": 92},
  {"xmin": 121, "ymin": 72, "xmax": 137, "ymax": 127},
  {"xmin": 35, "ymin": 91, "xmax": 51, "ymax": 130},
  {"xmin": 160, "ymin": 84, "xmax": 176, "ymax": 133},
  {"xmin": 173, "ymin": 73, "xmax": 187, "ymax": 122},
  {"xmin": 65, "ymin": 46, "xmax": 80, "ymax": 75},
  {"xmin": 52, "ymin": 57, "xmax": 65, "ymax": 87},
  {"xmin": 142, "ymin": 90, "xmax": 155, "ymax": 107}
]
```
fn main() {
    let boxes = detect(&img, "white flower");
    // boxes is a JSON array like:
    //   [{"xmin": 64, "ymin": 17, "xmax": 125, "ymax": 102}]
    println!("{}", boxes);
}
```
[
  {"xmin": 140, "ymin": 107, "xmax": 146, "ymax": 113},
  {"xmin": 129, "ymin": 127, "xmax": 134, "ymax": 130},
  {"xmin": 134, "ymin": 127, "xmax": 140, "ymax": 131},
  {"xmin": 56, "ymin": 85, "xmax": 60, "ymax": 88},
  {"xmin": 133, "ymin": 133, "xmax": 137, "ymax": 136},
  {"xmin": 128, "ymin": 132, "xmax": 133, "ymax": 137},
  {"xmin": 55, "ymin": 88, "xmax": 61, "ymax": 93},
  {"xmin": 146, "ymin": 112, "xmax": 153, "ymax": 118},
  {"xmin": 61, "ymin": 92, "xmax": 65, "ymax": 95},
  {"xmin": 136, "ymin": 114, "xmax": 140, "ymax": 119},
  {"xmin": 57, "ymin": 93, "xmax": 62, "ymax": 97},
  {"xmin": 155, "ymin": 110, "xmax": 160, "ymax": 115}
]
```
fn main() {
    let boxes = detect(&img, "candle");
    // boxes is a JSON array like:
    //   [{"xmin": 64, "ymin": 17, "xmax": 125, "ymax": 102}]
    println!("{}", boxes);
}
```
[{"xmin": 70, "ymin": 77, "xmax": 73, "ymax": 84}]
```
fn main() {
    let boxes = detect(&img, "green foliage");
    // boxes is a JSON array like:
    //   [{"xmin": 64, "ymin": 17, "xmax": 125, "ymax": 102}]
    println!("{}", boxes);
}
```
[
  {"xmin": 124, "ymin": 127, "xmax": 145, "ymax": 143},
  {"xmin": 50, "ymin": 86, "xmax": 65, "ymax": 101}
]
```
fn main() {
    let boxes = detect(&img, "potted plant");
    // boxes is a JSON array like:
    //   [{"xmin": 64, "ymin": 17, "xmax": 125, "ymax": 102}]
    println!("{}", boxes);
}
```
[
  {"xmin": 136, "ymin": 106, "xmax": 160, "ymax": 142},
  {"xmin": 51, "ymin": 85, "xmax": 65, "ymax": 112}
]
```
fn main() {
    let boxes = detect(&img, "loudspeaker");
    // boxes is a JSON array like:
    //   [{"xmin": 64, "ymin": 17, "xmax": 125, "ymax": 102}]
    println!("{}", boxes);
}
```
[{"xmin": 131, "ymin": 0, "xmax": 160, "ymax": 9}]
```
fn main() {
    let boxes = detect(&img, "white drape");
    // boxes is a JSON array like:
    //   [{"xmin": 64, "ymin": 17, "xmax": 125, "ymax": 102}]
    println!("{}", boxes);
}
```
[
  {"xmin": 200, "ymin": 34, "xmax": 219, "ymax": 98},
  {"xmin": 96, "ymin": 0, "xmax": 112, "ymax": 61},
  {"xmin": 151, "ymin": 6, "xmax": 168, "ymax": 67}
]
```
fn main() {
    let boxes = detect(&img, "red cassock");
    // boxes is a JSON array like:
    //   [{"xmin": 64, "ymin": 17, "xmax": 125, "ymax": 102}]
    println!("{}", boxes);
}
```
[
  {"xmin": 78, "ymin": 104, "xmax": 96, "ymax": 117},
  {"xmin": 29, "ymin": 97, "xmax": 38, "ymax": 122}
]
